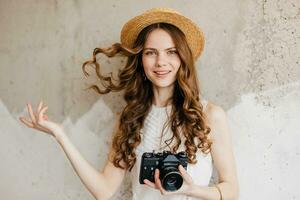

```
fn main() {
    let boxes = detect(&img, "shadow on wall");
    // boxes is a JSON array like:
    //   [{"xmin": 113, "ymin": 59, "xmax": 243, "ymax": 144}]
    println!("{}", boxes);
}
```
[{"xmin": 0, "ymin": 81, "xmax": 299, "ymax": 199}]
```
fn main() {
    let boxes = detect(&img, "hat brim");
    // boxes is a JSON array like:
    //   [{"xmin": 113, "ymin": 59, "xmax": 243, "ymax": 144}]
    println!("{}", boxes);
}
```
[{"xmin": 120, "ymin": 9, "xmax": 205, "ymax": 61}]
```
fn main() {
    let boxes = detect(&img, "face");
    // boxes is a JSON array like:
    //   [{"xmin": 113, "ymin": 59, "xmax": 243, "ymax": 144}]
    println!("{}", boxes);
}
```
[{"xmin": 142, "ymin": 28, "xmax": 181, "ymax": 91}]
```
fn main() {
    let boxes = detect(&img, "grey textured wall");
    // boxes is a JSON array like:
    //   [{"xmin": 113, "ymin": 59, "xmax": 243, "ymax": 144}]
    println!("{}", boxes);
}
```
[{"xmin": 0, "ymin": 0, "xmax": 299, "ymax": 199}]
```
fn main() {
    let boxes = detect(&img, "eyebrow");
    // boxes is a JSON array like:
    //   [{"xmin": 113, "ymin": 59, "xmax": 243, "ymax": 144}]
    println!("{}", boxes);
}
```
[{"xmin": 143, "ymin": 47, "xmax": 177, "ymax": 51}]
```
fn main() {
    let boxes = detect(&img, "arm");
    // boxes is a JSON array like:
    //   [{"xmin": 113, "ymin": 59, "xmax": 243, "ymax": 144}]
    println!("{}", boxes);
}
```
[
  {"xmin": 55, "ymin": 113, "xmax": 126, "ymax": 200},
  {"xmin": 20, "ymin": 101, "xmax": 125, "ymax": 200},
  {"xmin": 187, "ymin": 102, "xmax": 239, "ymax": 200}
]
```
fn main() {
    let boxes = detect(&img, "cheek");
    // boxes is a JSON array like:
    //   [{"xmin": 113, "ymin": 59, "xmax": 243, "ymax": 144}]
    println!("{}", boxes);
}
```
[
  {"xmin": 142, "ymin": 57, "xmax": 154, "ymax": 71},
  {"xmin": 172, "ymin": 59, "xmax": 181, "ymax": 72}
]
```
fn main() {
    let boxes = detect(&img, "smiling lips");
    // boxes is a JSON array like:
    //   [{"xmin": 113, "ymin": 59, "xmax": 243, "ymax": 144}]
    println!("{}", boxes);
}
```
[{"xmin": 154, "ymin": 70, "xmax": 171, "ymax": 75}]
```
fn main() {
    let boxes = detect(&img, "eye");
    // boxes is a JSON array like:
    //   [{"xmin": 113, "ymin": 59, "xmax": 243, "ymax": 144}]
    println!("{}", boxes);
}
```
[
  {"xmin": 144, "ymin": 51, "xmax": 156, "ymax": 56},
  {"xmin": 168, "ymin": 50, "xmax": 178, "ymax": 55}
]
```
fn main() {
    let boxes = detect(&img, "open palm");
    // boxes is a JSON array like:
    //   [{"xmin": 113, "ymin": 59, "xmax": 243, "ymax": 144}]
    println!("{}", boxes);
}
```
[{"xmin": 19, "ymin": 100, "xmax": 64, "ymax": 139}]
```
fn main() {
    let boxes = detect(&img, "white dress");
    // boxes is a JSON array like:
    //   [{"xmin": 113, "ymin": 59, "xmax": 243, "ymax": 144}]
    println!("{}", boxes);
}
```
[{"xmin": 129, "ymin": 99, "xmax": 213, "ymax": 200}]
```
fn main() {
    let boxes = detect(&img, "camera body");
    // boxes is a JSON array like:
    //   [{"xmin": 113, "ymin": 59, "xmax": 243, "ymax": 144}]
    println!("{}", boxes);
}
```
[{"xmin": 139, "ymin": 150, "xmax": 188, "ymax": 191}]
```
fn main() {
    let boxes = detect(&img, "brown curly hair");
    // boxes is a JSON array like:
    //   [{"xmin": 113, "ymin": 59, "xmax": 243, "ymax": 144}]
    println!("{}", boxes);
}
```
[{"xmin": 82, "ymin": 23, "xmax": 212, "ymax": 171}]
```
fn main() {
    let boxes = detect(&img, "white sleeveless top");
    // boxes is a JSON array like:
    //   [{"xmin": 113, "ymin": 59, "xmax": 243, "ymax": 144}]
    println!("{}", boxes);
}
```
[{"xmin": 129, "ymin": 99, "xmax": 213, "ymax": 200}]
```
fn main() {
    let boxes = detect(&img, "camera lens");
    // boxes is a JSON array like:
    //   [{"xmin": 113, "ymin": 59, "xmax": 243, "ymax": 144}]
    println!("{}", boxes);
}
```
[
  {"xmin": 160, "ymin": 166, "xmax": 183, "ymax": 191},
  {"xmin": 166, "ymin": 176, "xmax": 177, "ymax": 185}
]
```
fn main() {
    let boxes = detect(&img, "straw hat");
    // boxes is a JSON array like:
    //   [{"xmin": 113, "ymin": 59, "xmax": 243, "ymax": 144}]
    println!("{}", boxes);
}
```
[{"xmin": 120, "ymin": 7, "xmax": 205, "ymax": 61}]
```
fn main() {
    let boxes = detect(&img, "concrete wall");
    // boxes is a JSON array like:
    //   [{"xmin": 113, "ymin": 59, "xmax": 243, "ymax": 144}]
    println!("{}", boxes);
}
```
[{"xmin": 0, "ymin": 0, "xmax": 299, "ymax": 199}]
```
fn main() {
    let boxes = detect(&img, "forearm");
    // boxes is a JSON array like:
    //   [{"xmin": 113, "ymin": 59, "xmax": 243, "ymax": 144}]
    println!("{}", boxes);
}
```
[
  {"xmin": 187, "ymin": 182, "xmax": 239, "ymax": 200},
  {"xmin": 55, "ymin": 133, "xmax": 110, "ymax": 199}
]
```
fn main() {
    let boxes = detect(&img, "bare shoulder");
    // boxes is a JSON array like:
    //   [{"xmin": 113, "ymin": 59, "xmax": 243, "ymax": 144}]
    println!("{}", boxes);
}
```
[
  {"xmin": 203, "ymin": 100, "xmax": 227, "ymax": 124},
  {"xmin": 202, "ymin": 100, "xmax": 229, "ymax": 141}
]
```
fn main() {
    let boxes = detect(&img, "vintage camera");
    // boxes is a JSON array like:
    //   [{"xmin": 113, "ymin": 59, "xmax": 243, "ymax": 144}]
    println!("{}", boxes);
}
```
[{"xmin": 139, "ymin": 150, "xmax": 188, "ymax": 191}]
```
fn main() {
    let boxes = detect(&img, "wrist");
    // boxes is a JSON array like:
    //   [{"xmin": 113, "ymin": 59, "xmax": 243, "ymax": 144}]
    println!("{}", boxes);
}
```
[
  {"xmin": 54, "ymin": 131, "xmax": 66, "ymax": 143},
  {"xmin": 185, "ymin": 183, "xmax": 204, "ymax": 197}
]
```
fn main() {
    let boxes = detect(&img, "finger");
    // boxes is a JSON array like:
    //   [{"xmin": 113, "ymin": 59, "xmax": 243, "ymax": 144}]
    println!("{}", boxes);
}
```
[
  {"xmin": 178, "ymin": 165, "xmax": 187, "ymax": 174},
  {"xmin": 38, "ymin": 106, "xmax": 48, "ymax": 122},
  {"xmin": 37, "ymin": 100, "xmax": 43, "ymax": 112},
  {"xmin": 143, "ymin": 179, "xmax": 156, "ymax": 189},
  {"xmin": 20, "ymin": 116, "xmax": 52, "ymax": 134},
  {"xmin": 154, "ymin": 169, "xmax": 159, "ymax": 185},
  {"xmin": 154, "ymin": 169, "xmax": 163, "ymax": 189},
  {"xmin": 154, "ymin": 168, "xmax": 160, "ymax": 179},
  {"xmin": 19, "ymin": 117, "xmax": 34, "ymax": 128},
  {"xmin": 27, "ymin": 103, "xmax": 37, "ymax": 124},
  {"xmin": 19, "ymin": 116, "xmax": 47, "ymax": 131},
  {"xmin": 178, "ymin": 165, "xmax": 193, "ymax": 183}
]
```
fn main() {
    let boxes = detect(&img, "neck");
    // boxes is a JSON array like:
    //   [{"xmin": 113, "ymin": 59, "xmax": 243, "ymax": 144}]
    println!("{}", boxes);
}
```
[{"xmin": 152, "ymin": 85, "xmax": 174, "ymax": 107}]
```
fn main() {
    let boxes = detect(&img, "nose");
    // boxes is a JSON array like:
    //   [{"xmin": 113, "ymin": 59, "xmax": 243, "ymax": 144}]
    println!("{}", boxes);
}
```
[{"xmin": 156, "ymin": 53, "xmax": 167, "ymax": 67}]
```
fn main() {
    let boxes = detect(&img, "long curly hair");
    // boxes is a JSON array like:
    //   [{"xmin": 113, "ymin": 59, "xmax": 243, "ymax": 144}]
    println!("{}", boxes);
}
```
[{"xmin": 82, "ymin": 23, "xmax": 212, "ymax": 171}]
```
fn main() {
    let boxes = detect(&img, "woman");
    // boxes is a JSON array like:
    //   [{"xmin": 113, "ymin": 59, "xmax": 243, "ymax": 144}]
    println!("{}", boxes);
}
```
[{"xmin": 19, "ymin": 8, "xmax": 239, "ymax": 200}]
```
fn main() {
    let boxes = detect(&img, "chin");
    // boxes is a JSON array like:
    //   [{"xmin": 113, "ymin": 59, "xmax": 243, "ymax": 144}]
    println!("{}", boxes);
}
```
[{"xmin": 152, "ymin": 81, "xmax": 175, "ymax": 89}]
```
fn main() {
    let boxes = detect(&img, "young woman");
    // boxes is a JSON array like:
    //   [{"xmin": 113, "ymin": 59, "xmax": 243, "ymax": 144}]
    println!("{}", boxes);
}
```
[{"xmin": 19, "ymin": 8, "xmax": 239, "ymax": 200}]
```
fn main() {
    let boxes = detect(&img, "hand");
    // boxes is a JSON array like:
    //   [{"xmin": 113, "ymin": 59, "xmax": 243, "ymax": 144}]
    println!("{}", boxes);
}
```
[
  {"xmin": 143, "ymin": 165, "xmax": 194, "ymax": 196},
  {"xmin": 19, "ymin": 100, "xmax": 65, "ymax": 140}
]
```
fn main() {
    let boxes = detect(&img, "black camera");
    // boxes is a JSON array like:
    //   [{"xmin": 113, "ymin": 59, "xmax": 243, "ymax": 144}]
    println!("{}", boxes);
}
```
[{"xmin": 139, "ymin": 150, "xmax": 188, "ymax": 191}]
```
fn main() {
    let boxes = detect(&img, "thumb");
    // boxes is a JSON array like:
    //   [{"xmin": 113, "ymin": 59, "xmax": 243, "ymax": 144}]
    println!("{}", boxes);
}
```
[
  {"xmin": 179, "ymin": 165, "xmax": 193, "ymax": 184},
  {"xmin": 38, "ymin": 120, "xmax": 64, "ymax": 136}
]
